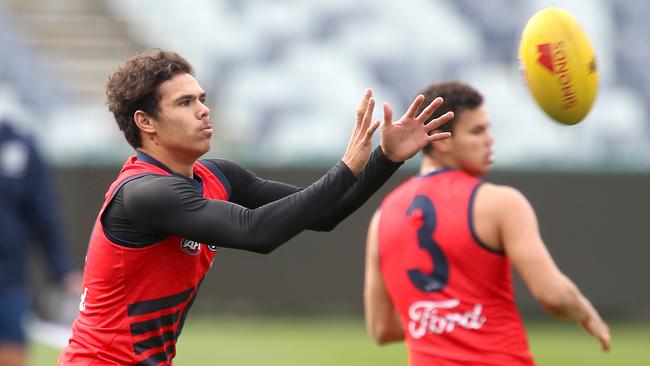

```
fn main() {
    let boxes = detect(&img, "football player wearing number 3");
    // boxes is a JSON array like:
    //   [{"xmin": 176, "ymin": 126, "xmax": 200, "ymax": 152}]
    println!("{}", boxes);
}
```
[{"xmin": 363, "ymin": 81, "xmax": 610, "ymax": 366}]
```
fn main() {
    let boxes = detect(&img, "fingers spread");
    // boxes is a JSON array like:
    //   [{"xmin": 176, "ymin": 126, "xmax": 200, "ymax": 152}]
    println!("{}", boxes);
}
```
[
  {"xmin": 417, "ymin": 96, "xmax": 444, "ymax": 121},
  {"xmin": 428, "ymin": 132, "xmax": 452, "ymax": 142},
  {"xmin": 404, "ymin": 94, "xmax": 425, "ymax": 118},
  {"xmin": 426, "ymin": 111, "xmax": 454, "ymax": 131}
]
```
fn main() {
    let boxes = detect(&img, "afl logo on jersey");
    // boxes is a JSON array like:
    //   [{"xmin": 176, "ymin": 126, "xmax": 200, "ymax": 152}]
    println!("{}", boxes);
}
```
[
  {"xmin": 207, "ymin": 244, "xmax": 218, "ymax": 252},
  {"xmin": 181, "ymin": 239, "xmax": 201, "ymax": 256}
]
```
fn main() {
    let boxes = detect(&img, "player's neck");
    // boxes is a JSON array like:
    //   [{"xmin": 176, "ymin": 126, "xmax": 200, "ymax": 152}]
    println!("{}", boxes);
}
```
[
  {"xmin": 137, "ymin": 147, "xmax": 196, "ymax": 177},
  {"xmin": 420, "ymin": 154, "xmax": 457, "ymax": 175}
]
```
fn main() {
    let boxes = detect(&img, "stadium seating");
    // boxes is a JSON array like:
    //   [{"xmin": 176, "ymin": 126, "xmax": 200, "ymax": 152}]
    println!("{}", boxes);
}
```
[{"xmin": 0, "ymin": 0, "xmax": 647, "ymax": 169}]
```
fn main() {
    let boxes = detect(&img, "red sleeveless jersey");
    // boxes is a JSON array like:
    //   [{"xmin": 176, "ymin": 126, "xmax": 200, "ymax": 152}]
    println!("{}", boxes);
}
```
[
  {"xmin": 58, "ymin": 156, "xmax": 229, "ymax": 366},
  {"xmin": 378, "ymin": 169, "xmax": 535, "ymax": 366}
]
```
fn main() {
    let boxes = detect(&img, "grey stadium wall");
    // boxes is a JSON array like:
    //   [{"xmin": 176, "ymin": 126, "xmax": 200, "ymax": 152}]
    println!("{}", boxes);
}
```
[{"xmin": 52, "ymin": 166, "xmax": 650, "ymax": 319}]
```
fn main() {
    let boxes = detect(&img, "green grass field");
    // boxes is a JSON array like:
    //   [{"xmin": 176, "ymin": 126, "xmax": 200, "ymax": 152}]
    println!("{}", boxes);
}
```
[{"xmin": 33, "ymin": 317, "xmax": 649, "ymax": 366}]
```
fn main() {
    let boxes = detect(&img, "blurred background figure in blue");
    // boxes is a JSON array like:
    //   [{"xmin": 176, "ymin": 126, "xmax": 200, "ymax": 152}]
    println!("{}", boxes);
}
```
[{"xmin": 0, "ymin": 116, "xmax": 82, "ymax": 366}]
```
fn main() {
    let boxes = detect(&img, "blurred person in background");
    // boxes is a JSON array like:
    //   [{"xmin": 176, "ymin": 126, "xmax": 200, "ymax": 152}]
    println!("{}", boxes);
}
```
[
  {"xmin": 0, "ymin": 117, "xmax": 82, "ymax": 366},
  {"xmin": 57, "ymin": 49, "xmax": 453, "ymax": 366},
  {"xmin": 363, "ymin": 81, "xmax": 610, "ymax": 366}
]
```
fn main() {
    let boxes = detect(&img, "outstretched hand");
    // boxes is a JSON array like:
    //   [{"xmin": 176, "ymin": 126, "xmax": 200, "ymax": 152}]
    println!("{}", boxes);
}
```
[
  {"xmin": 341, "ymin": 88, "xmax": 381, "ymax": 175},
  {"xmin": 380, "ymin": 95, "xmax": 454, "ymax": 163}
]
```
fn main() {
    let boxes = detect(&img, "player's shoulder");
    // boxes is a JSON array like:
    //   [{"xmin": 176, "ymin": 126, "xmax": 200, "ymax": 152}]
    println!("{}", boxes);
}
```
[
  {"xmin": 123, "ymin": 173, "xmax": 196, "ymax": 199},
  {"xmin": 476, "ymin": 183, "xmax": 530, "ymax": 211},
  {"xmin": 121, "ymin": 173, "xmax": 202, "ymax": 214},
  {"xmin": 125, "ymin": 172, "xmax": 187, "ymax": 185},
  {"xmin": 478, "ymin": 182, "xmax": 522, "ymax": 196}
]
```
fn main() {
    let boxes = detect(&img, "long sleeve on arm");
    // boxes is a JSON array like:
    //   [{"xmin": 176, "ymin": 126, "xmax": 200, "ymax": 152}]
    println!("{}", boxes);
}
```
[
  {"xmin": 309, "ymin": 147, "xmax": 402, "ymax": 230},
  {"xmin": 206, "ymin": 147, "xmax": 402, "ymax": 232},
  {"xmin": 122, "ymin": 162, "xmax": 356, "ymax": 254}
]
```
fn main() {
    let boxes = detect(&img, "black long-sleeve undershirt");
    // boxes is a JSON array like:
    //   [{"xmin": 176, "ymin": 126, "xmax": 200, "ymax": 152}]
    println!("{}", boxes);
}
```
[
  {"xmin": 102, "ymin": 147, "xmax": 402, "ymax": 253},
  {"xmin": 208, "ymin": 147, "xmax": 401, "ymax": 231}
]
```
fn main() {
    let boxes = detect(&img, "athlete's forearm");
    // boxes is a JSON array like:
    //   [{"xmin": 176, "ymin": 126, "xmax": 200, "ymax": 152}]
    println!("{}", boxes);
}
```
[
  {"xmin": 211, "ymin": 148, "xmax": 401, "ymax": 232},
  {"xmin": 217, "ymin": 161, "xmax": 357, "ymax": 252},
  {"xmin": 541, "ymin": 276, "xmax": 611, "ymax": 351},
  {"xmin": 540, "ymin": 275, "xmax": 593, "ymax": 321},
  {"xmin": 310, "ymin": 147, "xmax": 402, "ymax": 231}
]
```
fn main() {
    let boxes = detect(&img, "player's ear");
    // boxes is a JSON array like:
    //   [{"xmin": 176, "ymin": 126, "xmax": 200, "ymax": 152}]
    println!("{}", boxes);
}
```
[{"xmin": 133, "ymin": 110, "xmax": 156, "ymax": 134}]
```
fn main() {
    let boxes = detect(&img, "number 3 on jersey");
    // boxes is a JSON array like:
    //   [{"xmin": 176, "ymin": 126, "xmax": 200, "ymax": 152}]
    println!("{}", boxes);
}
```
[{"xmin": 406, "ymin": 195, "xmax": 449, "ymax": 292}]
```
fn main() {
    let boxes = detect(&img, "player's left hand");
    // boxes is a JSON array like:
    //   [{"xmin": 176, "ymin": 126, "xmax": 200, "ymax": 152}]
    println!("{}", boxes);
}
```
[{"xmin": 379, "ymin": 95, "xmax": 453, "ymax": 163}]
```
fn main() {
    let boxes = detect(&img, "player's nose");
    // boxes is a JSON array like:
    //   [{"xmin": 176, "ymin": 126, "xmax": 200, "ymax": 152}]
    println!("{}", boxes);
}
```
[{"xmin": 199, "ymin": 102, "xmax": 210, "ymax": 119}]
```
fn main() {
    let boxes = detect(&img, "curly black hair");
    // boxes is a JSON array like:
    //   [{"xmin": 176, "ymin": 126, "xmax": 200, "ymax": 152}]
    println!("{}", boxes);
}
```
[{"xmin": 106, "ymin": 50, "xmax": 194, "ymax": 149}]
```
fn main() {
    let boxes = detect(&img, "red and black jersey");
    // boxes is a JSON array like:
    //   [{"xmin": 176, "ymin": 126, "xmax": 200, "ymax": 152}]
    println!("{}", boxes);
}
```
[
  {"xmin": 59, "ymin": 147, "xmax": 402, "ymax": 365},
  {"xmin": 378, "ymin": 169, "xmax": 535, "ymax": 366},
  {"xmin": 58, "ymin": 156, "xmax": 229, "ymax": 366}
]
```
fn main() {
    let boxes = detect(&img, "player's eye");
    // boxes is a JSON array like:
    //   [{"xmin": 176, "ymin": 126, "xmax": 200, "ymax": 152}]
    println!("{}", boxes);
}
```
[{"xmin": 179, "ymin": 100, "xmax": 190, "ymax": 106}]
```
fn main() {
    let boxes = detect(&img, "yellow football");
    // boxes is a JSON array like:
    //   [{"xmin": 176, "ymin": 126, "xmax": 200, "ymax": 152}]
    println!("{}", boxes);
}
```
[{"xmin": 518, "ymin": 7, "xmax": 598, "ymax": 125}]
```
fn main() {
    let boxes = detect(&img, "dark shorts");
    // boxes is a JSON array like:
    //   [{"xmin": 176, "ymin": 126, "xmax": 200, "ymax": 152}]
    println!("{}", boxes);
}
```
[{"xmin": 0, "ymin": 288, "xmax": 28, "ymax": 344}]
